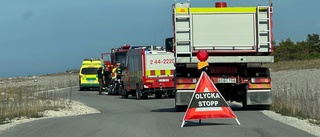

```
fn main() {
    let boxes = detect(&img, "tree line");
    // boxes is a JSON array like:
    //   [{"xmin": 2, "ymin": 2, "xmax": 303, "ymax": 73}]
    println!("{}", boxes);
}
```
[{"xmin": 273, "ymin": 33, "xmax": 320, "ymax": 62}]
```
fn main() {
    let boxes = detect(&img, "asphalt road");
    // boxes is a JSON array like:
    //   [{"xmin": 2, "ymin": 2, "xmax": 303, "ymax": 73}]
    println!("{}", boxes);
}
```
[{"xmin": 0, "ymin": 87, "xmax": 316, "ymax": 137}]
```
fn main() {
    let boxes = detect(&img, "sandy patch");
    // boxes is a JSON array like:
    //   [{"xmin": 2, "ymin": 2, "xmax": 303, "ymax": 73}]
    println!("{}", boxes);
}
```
[{"xmin": 0, "ymin": 101, "xmax": 100, "ymax": 133}]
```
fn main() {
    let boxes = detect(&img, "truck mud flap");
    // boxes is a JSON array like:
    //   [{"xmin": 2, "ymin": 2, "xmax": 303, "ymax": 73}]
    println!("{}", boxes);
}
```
[
  {"xmin": 175, "ymin": 90, "xmax": 194, "ymax": 106},
  {"xmin": 246, "ymin": 89, "xmax": 272, "ymax": 105}
]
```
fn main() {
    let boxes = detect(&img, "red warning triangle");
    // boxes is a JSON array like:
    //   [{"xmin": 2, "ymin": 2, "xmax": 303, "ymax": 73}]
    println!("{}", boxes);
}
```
[{"xmin": 181, "ymin": 72, "xmax": 240, "ymax": 127}]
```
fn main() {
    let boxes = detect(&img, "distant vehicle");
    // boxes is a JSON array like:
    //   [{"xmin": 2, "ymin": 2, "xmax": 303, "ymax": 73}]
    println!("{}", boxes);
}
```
[
  {"xmin": 110, "ymin": 44, "xmax": 131, "ymax": 71},
  {"xmin": 122, "ymin": 46, "xmax": 175, "ymax": 99},
  {"xmin": 100, "ymin": 44, "xmax": 132, "ymax": 92},
  {"xmin": 79, "ymin": 58, "xmax": 104, "ymax": 91},
  {"xmin": 169, "ymin": 1, "xmax": 274, "ymax": 111},
  {"xmin": 101, "ymin": 52, "xmax": 112, "ymax": 72}
]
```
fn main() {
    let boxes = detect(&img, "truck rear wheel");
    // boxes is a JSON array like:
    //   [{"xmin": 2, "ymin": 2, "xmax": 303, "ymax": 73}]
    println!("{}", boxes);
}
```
[
  {"xmin": 155, "ymin": 92, "xmax": 162, "ymax": 99},
  {"xmin": 167, "ymin": 90, "xmax": 175, "ymax": 98},
  {"xmin": 242, "ymin": 85, "xmax": 248, "ymax": 110},
  {"xmin": 175, "ymin": 105, "xmax": 187, "ymax": 112}
]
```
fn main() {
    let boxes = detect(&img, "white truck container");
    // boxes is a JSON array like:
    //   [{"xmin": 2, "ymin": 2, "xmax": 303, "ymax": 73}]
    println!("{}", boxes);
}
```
[{"xmin": 166, "ymin": 1, "xmax": 274, "ymax": 111}]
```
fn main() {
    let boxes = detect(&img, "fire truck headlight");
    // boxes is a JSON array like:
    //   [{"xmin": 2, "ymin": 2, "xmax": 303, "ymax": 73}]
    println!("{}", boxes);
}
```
[{"xmin": 144, "ymin": 85, "xmax": 149, "ymax": 88}]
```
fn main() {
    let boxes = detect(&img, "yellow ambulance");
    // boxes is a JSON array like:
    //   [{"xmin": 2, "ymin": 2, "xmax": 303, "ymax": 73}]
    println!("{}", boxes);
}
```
[{"xmin": 79, "ymin": 58, "xmax": 104, "ymax": 91}]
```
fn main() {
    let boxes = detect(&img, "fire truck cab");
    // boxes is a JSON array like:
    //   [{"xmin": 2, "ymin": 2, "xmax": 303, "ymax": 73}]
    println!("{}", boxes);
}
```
[
  {"xmin": 111, "ymin": 44, "xmax": 131, "ymax": 69},
  {"xmin": 101, "ymin": 52, "xmax": 112, "ymax": 72}
]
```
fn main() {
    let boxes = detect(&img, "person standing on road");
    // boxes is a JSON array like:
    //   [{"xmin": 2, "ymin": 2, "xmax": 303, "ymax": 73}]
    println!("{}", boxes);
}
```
[
  {"xmin": 103, "ymin": 66, "xmax": 111, "ymax": 88},
  {"xmin": 97, "ymin": 67, "xmax": 103, "ymax": 95}
]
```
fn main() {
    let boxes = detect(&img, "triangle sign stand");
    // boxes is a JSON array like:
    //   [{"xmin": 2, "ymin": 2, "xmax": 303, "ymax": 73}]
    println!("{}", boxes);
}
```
[{"xmin": 181, "ymin": 71, "xmax": 241, "ymax": 128}]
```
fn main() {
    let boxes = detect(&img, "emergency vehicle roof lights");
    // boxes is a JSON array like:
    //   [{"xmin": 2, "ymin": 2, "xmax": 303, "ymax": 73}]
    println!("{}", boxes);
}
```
[
  {"xmin": 122, "ymin": 44, "xmax": 131, "ymax": 49},
  {"xmin": 197, "ymin": 50, "xmax": 209, "ymax": 62},
  {"xmin": 215, "ymin": 2, "xmax": 227, "ymax": 8},
  {"xmin": 197, "ymin": 50, "xmax": 209, "ymax": 70},
  {"xmin": 131, "ymin": 46, "xmax": 140, "ymax": 49}
]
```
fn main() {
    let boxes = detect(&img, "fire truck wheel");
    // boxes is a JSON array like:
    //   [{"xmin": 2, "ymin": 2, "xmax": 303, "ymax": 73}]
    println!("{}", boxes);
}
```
[
  {"xmin": 155, "ymin": 93, "xmax": 162, "ymax": 99},
  {"xmin": 122, "ymin": 92, "xmax": 128, "ymax": 99},
  {"xmin": 121, "ymin": 88, "xmax": 129, "ymax": 99},
  {"xmin": 130, "ymin": 90, "xmax": 136, "ymax": 96},
  {"xmin": 141, "ymin": 95, "xmax": 148, "ymax": 99},
  {"xmin": 136, "ymin": 89, "xmax": 141, "ymax": 99}
]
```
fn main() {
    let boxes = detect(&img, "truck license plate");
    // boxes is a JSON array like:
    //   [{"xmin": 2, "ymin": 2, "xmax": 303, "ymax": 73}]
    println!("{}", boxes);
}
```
[
  {"xmin": 158, "ymin": 79, "xmax": 169, "ymax": 82},
  {"xmin": 217, "ymin": 78, "xmax": 236, "ymax": 83}
]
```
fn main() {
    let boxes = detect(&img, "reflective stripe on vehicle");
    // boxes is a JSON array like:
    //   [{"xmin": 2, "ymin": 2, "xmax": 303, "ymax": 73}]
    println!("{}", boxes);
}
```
[
  {"xmin": 176, "ymin": 84, "xmax": 196, "ymax": 89},
  {"xmin": 146, "ymin": 69, "xmax": 174, "ymax": 77},
  {"xmin": 248, "ymin": 83, "xmax": 271, "ymax": 89}
]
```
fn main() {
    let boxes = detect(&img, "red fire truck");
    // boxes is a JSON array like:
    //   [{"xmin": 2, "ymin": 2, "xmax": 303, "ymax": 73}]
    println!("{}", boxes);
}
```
[
  {"xmin": 122, "ymin": 46, "xmax": 175, "ymax": 99},
  {"xmin": 101, "ymin": 45, "xmax": 131, "ymax": 73}
]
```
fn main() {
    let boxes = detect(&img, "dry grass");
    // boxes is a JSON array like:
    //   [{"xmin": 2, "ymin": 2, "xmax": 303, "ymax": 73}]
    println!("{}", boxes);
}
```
[
  {"xmin": 263, "ymin": 58, "xmax": 320, "ymax": 71},
  {"xmin": 264, "ymin": 59, "xmax": 320, "ymax": 125},
  {"xmin": 271, "ymin": 82, "xmax": 320, "ymax": 125},
  {"xmin": 0, "ymin": 74, "xmax": 78, "ymax": 124}
]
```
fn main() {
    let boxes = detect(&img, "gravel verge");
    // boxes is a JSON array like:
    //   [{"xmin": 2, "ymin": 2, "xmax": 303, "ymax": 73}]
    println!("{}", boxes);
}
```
[
  {"xmin": 0, "ymin": 100, "xmax": 100, "ymax": 132},
  {"xmin": 262, "ymin": 110, "xmax": 320, "ymax": 136}
]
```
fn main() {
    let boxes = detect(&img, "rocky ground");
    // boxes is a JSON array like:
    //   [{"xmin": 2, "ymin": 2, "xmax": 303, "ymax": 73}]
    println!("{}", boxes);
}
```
[
  {"xmin": 0, "ymin": 70, "xmax": 320, "ymax": 136},
  {"xmin": 271, "ymin": 69, "xmax": 320, "ymax": 92}
]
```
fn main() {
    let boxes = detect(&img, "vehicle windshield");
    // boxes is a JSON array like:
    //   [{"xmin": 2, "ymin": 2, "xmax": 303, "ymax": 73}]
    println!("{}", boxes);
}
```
[
  {"xmin": 81, "ymin": 68, "xmax": 99, "ymax": 74},
  {"xmin": 115, "ymin": 52, "xmax": 126, "ymax": 65},
  {"xmin": 102, "ymin": 54, "xmax": 111, "ymax": 62}
]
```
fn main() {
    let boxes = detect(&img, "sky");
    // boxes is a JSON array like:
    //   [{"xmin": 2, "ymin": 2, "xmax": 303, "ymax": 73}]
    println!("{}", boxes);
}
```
[{"xmin": 0, "ymin": 0, "xmax": 319, "ymax": 78}]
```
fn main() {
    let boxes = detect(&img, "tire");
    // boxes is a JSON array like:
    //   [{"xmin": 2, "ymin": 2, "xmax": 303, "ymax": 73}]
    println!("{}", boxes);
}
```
[
  {"xmin": 121, "ymin": 87, "xmax": 129, "ymax": 99},
  {"xmin": 155, "ymin": 92, "xmax": 162, "ymax": 99},
  {"xmin": 242, "ymin": 86, "xmax": 248, "ymax": 110},
  {"xmin": 131, "ymin": 90, "xmax": 136, "ymax": 96},
  {"xmin": 136, "ymin": 84, "xmax": 141, "ymax": 99},
  {"xmin": 136, "ymin": 89, "xmax": 141, "ymax": 100},
  {"xmin": 167, "ymin": 90, "xmax": 175, "ymax": 98},
  {"xmin": 242, "ymin": 100, "xmax": 248, "ymax": 110},
  {"xmin": 122, "ymin": 92, "xmax": 128, "ymax": 99},
  {"xmin": 142, "ymin": 95, "xmax": 148, "ymax": 99},
  {"xmin": 175, "ymin": 105, "xmax": 187, "ymax": 112}
]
